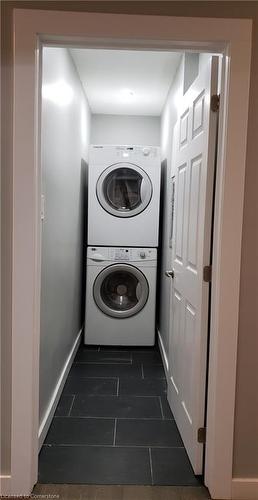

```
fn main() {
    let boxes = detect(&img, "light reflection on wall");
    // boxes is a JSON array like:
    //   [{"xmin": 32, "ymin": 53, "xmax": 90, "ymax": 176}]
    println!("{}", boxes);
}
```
[{"xmin": 42, "ymin": 80, "xmax": 74, "ymax": 106}]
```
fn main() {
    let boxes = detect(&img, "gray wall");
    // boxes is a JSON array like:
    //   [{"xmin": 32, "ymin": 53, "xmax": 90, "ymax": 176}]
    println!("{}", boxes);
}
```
[
  {"xmin": 91, "ymin": 114, "xmax": 160, "ymax": 145},
  {"xmin": 39, "ymin": 47, "xmax": 91, "ymax": 425},
  {"xmin": 158, "ymin": 55, "xmax": 185, "ymax": 357}
]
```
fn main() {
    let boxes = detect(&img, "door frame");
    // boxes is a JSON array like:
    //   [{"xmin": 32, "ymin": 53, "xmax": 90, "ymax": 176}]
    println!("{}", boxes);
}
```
[{"xmin": 1, "ymin": 8, "xmax": 252, "ymax": 499}]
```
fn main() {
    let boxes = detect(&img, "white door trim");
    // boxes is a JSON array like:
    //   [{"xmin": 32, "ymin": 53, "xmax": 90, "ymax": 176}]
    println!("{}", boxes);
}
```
[{"xmin": 3, "ymin": 8, "xmax": 252, "ymax": 499}]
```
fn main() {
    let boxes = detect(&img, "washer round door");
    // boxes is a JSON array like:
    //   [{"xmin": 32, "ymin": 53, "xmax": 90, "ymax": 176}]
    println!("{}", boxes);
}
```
[
  {"xmin": 96, "ymin": 163, "xmax": 153, "ymax": 218},
  {"xmin": 93, "ymin": 264, "xmax": 149, "ymax": 318}
]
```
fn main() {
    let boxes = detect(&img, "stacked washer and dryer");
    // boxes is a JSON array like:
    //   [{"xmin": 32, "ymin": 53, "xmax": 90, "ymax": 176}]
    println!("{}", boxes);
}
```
[{"xmin": 85, "ymin": 145, "xmax": 161, "ymax": 346}]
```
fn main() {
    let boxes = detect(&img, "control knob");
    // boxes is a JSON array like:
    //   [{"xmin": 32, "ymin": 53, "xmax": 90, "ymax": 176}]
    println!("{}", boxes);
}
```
[
  {"xmin": 142, "ymin": 147, "xmax": 150, "ymax": 156},
  {"xmin": 140, "ymin": 251, "xmax": 146, "ymax": 259}
]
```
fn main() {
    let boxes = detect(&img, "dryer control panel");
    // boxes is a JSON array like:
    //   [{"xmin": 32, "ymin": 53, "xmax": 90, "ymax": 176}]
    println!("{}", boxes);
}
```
[
  {"xmin": 114, "ymin": 145, "xmax": 158, "ymax": 160},
  {"xmin": 89, "ymin": 144, "xmax": 160, "ymax": 165}
]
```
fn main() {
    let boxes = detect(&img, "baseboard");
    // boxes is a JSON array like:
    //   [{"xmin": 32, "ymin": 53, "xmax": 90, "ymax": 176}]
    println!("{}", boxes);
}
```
[
  {"xmin": 157, "ymin": 329, "xmax": 169, "ymax": 377},
  {"xmin": 38, "ymin": 328, "xmax": 82, "ymax": 450},
  {"xmin": 0, "ymin": 476, "xmax": 11, "ymax": 496},
  {"xmin": 232, "ymin": 478, "xmax": 258, "ymax": 500}
]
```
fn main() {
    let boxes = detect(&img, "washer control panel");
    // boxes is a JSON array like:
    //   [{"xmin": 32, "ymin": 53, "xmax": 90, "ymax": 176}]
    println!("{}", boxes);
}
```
[{"xmin": 88, "ymin": 247, "xmax": 157, "ymax": 262}]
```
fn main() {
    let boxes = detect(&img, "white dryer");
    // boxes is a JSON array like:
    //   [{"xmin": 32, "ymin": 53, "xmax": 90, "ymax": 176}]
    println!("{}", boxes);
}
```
[
  {"xmin": 87, "ymin": 145, "xmax": 161, "ymax": 247},
  {"xmin": 84, "ymin": 246, "xmax": 157, "ymax": 346}
]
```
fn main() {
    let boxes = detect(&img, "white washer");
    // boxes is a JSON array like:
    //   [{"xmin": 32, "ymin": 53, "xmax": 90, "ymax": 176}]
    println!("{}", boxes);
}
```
[
  {"xmin": 87, "ymin": 145, "xmax": 161, "ymax": 247},
  {"xmin": 84, "ymin": 246, "xmax": 157, "ymax": 346}
]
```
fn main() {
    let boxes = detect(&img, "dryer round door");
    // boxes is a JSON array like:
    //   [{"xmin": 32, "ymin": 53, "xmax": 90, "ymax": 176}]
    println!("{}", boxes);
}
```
[
  {"xmin": 93, "ymin": 264, "xmax": 149, "ymax": 318},
  {"xmin": 96, "ymin": 163, "xmax": 153, "ymax": 217}
]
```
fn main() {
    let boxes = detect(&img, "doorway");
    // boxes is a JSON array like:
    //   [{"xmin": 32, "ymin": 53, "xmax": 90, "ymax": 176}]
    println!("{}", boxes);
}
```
[
  {"xmin": 5, "ymin": 9, "xmax": 251, "ymax": 499},
  {"xmin": 39, "ymin": 45, "xmax": 208, "ymax": 486}
]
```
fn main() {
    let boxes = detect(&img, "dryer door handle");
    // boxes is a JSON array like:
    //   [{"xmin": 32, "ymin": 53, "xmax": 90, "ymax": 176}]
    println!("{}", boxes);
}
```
[{"xmin": 140, "ymin": 178, "xmax": 147, "ymax": 202}]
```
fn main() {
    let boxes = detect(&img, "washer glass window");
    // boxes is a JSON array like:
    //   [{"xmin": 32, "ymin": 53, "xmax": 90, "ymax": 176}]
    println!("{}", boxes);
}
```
[
  {"xmin": 97, "ymin": 163, "xmax": 152, "ymax": 218},
  {"xmin": 94, "ymin": 264, "xmax": 149, "ymax": 318}
]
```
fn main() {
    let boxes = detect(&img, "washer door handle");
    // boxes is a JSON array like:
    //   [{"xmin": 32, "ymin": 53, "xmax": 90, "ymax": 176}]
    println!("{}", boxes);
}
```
[
  {"xmin": 90, "ymin": 253, "xmax": 105, "ymax": 262},
  {"xmin": 136, "ymin": 282, "xmax": 142, "ymax": 300}
]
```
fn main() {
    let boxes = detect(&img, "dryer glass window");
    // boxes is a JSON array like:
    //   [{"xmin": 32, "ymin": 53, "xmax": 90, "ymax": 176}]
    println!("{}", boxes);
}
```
[
  {"xmin": 104, "ymin": 168, "xmax": 142, "ymax": 212},
  {"xmin": 96, "ymin": 163, "xmax": 153, "ymax": 218}
]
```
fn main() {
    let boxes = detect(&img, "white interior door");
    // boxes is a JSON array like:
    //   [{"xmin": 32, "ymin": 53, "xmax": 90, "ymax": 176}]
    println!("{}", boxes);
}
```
[{"xmin": 167, "ymin": 54, "xmax": 219, "ymax": 474}]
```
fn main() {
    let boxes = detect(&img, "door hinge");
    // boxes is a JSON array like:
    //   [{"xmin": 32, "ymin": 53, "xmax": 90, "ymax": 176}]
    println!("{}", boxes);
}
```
[
  {"xmin": 210, "ymin": 94, "xmax": 220, "ymax": 112},
  {"xmin": 198, "ymin": 427, "xmax": 206, "ymax": 444},
  {"xmin": 203, "ymin": 265, "xmax": 212, "ymax": 283}
]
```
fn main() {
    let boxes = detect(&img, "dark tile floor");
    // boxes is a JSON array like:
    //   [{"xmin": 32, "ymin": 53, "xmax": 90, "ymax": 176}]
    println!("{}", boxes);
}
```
[{"xmin": 39, "ymin": 344, "xmax": 201, "ymax": 486}]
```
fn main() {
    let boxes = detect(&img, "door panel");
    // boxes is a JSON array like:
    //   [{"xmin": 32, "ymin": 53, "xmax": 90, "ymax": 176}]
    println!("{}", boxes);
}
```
[
  {"xmin": 170, "ymin": 289, "xmax": 182, "ymax": 395},
  {"xmin": 175, "ymin": 164, "xmax": 186, "ymax": 264},
  {"xmin": 167, "ymin": 54, "xmax": 219, "ymax": 474},
  {"xmin": 187, "ymin": 156, "xmax": 202, "ymax": 271},
  {"xmin": 179, "ymin": 109, "xmax": 189, "ymax": 147}
]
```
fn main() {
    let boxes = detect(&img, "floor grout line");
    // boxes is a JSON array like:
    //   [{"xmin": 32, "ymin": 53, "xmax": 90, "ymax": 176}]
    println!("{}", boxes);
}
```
[
  {"xmin": 116, "ymin": 378, "xmax": 120, "ymax": 396},
  {"xmin": 54, "ymin": 415, "xmax": 173, "ymax": 420},
  {"xmin": 74, "ymin": 361, "xmax": 132, "ymax": 365},
  {"xmin": 64, "ymin": 394, "xmax": 162, "ymax": 399},
  {"xmin": 67, "ymin": 395, "xmax": 75, "ymax": 417},
  {"xmin": 43, "ymin": 443, "xmax": 185, "ymax": 449},
  {"xmin": 159, "ymin": 396, "xmax": 165, "ymax": 419},
  {"xmin": 67, "ymin": 376, "xmax": 119, "ymax": 380},
  {"xmin": 113, "ymin": 418, "xmax": 117, "ymax": 446},
  {"xmin": 64, "ymin": 393, "xmax": 118, "ymax": 397},
  {"xmin": 149, "ymin": 448, "xmax": 154, "ymax": 485}
]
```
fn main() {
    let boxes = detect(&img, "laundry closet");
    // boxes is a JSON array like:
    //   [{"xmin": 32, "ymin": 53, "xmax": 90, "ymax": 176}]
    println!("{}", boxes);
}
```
[{"xmin": 39, "ymin": 47, "xmax": 219, "ymax": 486}]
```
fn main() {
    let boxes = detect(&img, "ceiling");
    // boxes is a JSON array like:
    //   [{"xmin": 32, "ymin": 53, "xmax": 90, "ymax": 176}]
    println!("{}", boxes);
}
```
[{"xmin": 70, "ymin": 49, "xmax": 182, "ymax": 116}]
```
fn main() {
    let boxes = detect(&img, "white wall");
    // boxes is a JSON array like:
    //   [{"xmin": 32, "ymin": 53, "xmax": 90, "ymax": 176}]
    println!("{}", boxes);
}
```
[
  {"xmin": 91, "ymin": 114, "xmax": 160, "ymax": 145},
  {"xmin": 39, "ymin": 48, "xmax": 91, "ymax": 426}
]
